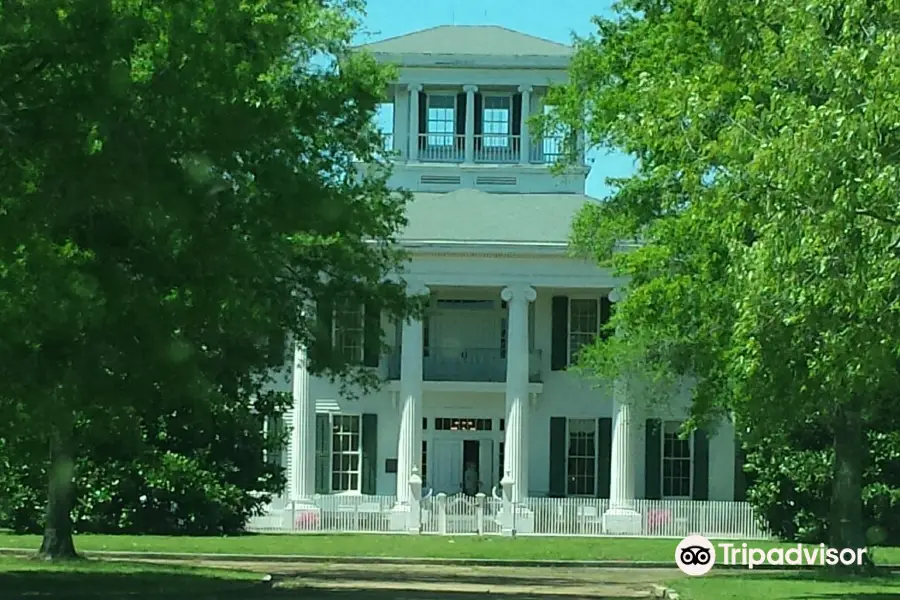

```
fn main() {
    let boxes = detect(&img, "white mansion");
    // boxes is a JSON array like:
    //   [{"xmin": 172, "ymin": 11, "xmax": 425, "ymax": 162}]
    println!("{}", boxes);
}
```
[{"xmin": 263, "ymin": 26, "xmax": 754, "ymax": 537}]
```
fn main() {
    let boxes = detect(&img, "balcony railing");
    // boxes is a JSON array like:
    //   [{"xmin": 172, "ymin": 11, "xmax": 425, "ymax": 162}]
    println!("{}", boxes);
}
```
[
  {"xmin": 474, "ymin": 134, "xmax": 520, "ymax": 163},
  {"xmin": 387, "ymin": 347, "xmax": 543, "ymax": 383},
  {"xmin": 418, "ymin": 133, "xmax": 464, "ymax": 162},
  {"xmin": 530, "ymin": 134, "xmax": 570, "ymax": 164}
]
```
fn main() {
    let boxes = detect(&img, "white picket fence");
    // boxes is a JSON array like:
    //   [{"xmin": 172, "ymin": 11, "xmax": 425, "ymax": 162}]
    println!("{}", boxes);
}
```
[{"xmin": 246, "ymin": 493, "xmax": 770, "ymax": 540}]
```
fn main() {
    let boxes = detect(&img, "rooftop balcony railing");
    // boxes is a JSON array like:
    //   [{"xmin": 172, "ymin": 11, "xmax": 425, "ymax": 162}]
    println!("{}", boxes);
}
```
[
  {"xmin": 474, "ymin": 134, "xmax": 520, "ymax": 163},
  {"xmin": 386, "ymin": 347, "xmax": 543, "ymax": 383},
  {"xmin": 417, "ymin": 133, "xmax": 465, "ymax": 162}
]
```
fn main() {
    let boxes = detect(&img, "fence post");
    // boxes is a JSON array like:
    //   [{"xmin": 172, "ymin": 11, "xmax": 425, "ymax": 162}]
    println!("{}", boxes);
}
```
[
  {"xmin": 408, "ymin": 466, "xmax": 423, "ymax": 534},
  {"xmin": 475, "ymin": 493, "xmax": 485, "ymax": 535},
  {"xmin": 500, "ymin": 474, "xmax": 515, "ymax": 537},
  {"xmin": 436, "ymin": 493, "xmax": 448, "ymax": 535}
]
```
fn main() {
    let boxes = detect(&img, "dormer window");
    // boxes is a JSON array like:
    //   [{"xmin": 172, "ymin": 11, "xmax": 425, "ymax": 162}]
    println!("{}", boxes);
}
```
[
  {"xmin": 482, "ymin": 95, "xmax": 512, "ymax": 147},
  {"xmin": 426, "ymin": 94, "xmax": 456, "ymax": 147}
]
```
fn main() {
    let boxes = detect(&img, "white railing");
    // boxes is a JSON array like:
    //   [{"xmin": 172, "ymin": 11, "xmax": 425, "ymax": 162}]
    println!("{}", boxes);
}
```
[
  {"xmin": 417, "ymin": 133, "xmax": 464, "ymax": 162},
  {"xmin": 246, "ymin": 494, "xmax": 770, "ymax": 540},
  {"xmin": 474, "ymin": 134, "xmax": 520, "ymax": 163},
  {"xmin": 530, "ymin": 134, "xmax": 569, "ymax": 164}
]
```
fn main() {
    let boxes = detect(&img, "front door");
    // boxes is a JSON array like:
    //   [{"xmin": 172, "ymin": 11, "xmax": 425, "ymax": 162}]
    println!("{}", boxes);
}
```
[{"xmin": 431, "ymin": 439, "xmax": 463, "ymax": 494}]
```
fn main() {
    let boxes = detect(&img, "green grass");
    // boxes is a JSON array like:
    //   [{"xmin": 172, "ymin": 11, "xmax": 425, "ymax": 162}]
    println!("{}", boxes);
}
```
[
  {"xmin": 1, "ymin": 533, "xmax": 899, "ymax": 564},
  {"xmin": 671, "ymin": 572, "xmax": 899, "ymax": 600},
  {"xmin": 0, "ymin": 556, "xmax": 264, "ymax": 599}
]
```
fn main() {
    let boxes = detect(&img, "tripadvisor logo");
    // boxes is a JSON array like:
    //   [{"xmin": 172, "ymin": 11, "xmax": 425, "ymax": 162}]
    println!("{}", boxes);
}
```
[{"xmin": 675, "ymin": 536, "xmax": 869, "ymax": 575}]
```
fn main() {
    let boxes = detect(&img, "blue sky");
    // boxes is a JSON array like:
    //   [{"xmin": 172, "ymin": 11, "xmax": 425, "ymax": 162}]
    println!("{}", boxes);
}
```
[{"xmin": 356, "ymin": 0, "xmax": 636, "ymax": 199}]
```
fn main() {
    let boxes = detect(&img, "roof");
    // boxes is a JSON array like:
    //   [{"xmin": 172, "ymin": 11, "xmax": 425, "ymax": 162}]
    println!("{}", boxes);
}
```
[
  {"xmin": 356, "ymin": 25, "xmax": 572, "ymax": 58},
  {"xmin": 398, "ymin": 189, "xmax": 595, "ymax": 245}
]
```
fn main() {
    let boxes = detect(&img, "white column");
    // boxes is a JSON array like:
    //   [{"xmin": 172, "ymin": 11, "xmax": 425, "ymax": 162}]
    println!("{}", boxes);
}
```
[
  {"xmin": 609, "ymin": 383, "xmax": 636, "ymax": 508},
  {"xmin": 603, "ymin": 286, "xmax": 641, "ymax": 534},
  {"xmin": 501, "ymin": 284, "xmax": 536, "ymax": 503},
  {"xmin": 464, "ymin": 84, "xmax": 477, "ymax": 163},
  {"xmin": 518, "ymin": 85, "xmax": 532, "ymax": 164},
  {"xmin": 408, "ymin": 83, "xmax": 422, "ymax": 162},
  {"xmin": 292, "ymin": 338, "xmax": 316, "ymax": 504},
  {"xmin": 396, "ymin": 282, "xmax": 429, "ymax": 503}
]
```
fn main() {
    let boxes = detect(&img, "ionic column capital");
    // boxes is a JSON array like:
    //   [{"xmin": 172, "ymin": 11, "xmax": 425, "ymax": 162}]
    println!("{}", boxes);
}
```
[
  {"xmin": 463, "ymin": 84, "xmax": 479, "ymax": 93},
  {"xmin": 517, "ymin": 84, "xmax": 533, "ymax": 94},
  {"xmin": 408, "ymin": 83, "xmax": 423, "ymax": 93},
  {"xmin": 501, "ymin": 285, "xmax": 536, "ymax": 304},
  {"xmin": 405, "ymin": 280, "xmax": 430, "ymax": 297},
  {"xmin": 608, "ymin": 287, "xmax": 626, "ymax": 303}
]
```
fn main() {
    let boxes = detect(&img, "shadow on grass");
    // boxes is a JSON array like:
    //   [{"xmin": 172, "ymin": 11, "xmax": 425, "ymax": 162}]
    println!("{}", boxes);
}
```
[{"xmin": 0, "ymin": 560, "xmax": 663, "ymax": 599}]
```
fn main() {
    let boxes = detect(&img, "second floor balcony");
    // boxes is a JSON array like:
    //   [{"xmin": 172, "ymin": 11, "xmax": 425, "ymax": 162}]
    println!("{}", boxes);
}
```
[{"xmin": 387, "ymin": 347, "xmax": 543, "ymax": 383}]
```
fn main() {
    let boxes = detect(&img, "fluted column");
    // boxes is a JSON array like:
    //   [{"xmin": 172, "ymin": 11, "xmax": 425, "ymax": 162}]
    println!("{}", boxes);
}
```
[
  {"xmin": 396, "ymin": 282, "xmax": 429, "ymax": 503},
  {"xmin": 292, "ymin": 335, "xmax": 315, "ymax": 503},
  {"xmin": 609, "ymin": 380, "xmax": 636, "ymax": 508},
  {"xmin": 518, "ymin": 85, "xmax": 532, "ymax": 164},
  {"xmin": 408, "ymin": 83, "xmax": 423, "ymax": 162},
  {"xmin": 464, "ymin": 84, "xmax": 477, "ymax": 163},
  {"xmin": 501, "ymin": 284, "xmax": 536, "ymax": 503},
  {"xmin": 603, "ymin": 286, "xmax": 641, "ymax": 533}
]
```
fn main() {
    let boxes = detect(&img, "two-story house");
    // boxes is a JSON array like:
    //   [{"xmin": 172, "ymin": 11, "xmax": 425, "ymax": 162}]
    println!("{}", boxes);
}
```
[{"xmin": 272, "ymin": 26, "xmax": 746, "ymax": 535}]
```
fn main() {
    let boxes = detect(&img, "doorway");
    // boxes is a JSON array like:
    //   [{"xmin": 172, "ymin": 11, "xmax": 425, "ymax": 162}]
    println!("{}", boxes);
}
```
[{"xmin": 431, "ymin": 438, "xmax": 496, "ymax": 495}]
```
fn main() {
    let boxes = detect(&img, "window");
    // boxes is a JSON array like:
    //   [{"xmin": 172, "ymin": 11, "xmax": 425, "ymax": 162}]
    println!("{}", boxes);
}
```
[
  {"xmin": 263, "ymin": 415, "xmax": 284, "ymax": 467},
  {"xmin": 498, "ymin": 441, "xmax": 505, "ymax": 481},
  {"xmin": 483, "ymin": 95, "xmax": 511, "ymax": 147},
  {"xmin": 334, "ymin": 303, "xmax": 364, "ymax": 363},
  {"xmin": 568, "ymin": 299, "xmax": 599, "ymax": 363},
  {"xmin": 434, "ymin": 417, "xmax": 492, "ymax": 431},
  {"xmin": 421, "ymin": 441, "xmax": 427, "ymax": 487},
  {"xmin": 330, "ymin": 414, "xmax": 362, "ymax": 492},
  {"xmin": 566, "ymin": 418, "xmax": 597, "ymax": 496},
  {"xmin": 427, "ymin": 94, "xmax": 455, "ymax": 146},
  {"xmin": 662, "ymin": 421, "xmax": 692, "ymax": 498}
]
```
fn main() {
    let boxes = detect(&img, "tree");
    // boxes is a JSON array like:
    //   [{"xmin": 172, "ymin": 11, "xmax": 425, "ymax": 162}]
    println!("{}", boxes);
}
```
[
  {"xmin": 0, "ymin": 0, "xmax": 414, "ymax": 559},
  {"xmin": 1, "ymin": 388, "xmax": 291, "ymax": 536},
  {"xmin": 544, "ymin": 0, "xmax": 900, "ymax": 570}
]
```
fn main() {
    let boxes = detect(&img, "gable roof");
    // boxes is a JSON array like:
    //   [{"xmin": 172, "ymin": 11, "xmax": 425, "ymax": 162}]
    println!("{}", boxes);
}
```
[
  {"xmin": 399, "ymin": 189, "xmax": 595, "ymax": 246},
  {"xmin": 357, "ymin": 25, "xmax": 572, "ymax": 58}
]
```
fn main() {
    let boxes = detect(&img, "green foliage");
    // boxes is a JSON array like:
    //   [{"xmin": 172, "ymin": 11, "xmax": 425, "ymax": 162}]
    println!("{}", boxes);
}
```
[
  {"xmin": 547, "ymin": 0, "xmax": 900, "ymax": 554},
  {"xmin": 0, "ymin": 0, "xmax": 416, "ymax": 552},
  {"xmin": 745, "ymin": 424, "xmax": 900, "ymax": 546},
  {"xmin": 0, "ymin": 390, "xmax": 289, "ymax": 534}
]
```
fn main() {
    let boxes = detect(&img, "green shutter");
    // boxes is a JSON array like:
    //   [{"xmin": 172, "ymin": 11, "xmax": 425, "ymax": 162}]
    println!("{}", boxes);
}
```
[
  {"xmin": 309, "ymin": 295, "xmax": 334, "ymax": 371},
  {"xmin": 693, "ymin": 429, "xmax": 710, "ymax": 500},
  {"xmin": 645, "ymin": 419, "xmax": 662, "ymax": 499},
  {"xmin": 596, "ymin": 417, "xmax": 612, "ymax": 498},
  {"xmin": 548, "ymin": 417, "xmax": 567, "ymax": 497},
  {"xmin": 733, "ymin": 441, "xmax": 747, "ymax": 501},
  {"xmin": 362, "ymin": 301, "xmax": 381, "ymax": 368},
  {"xmin": 550, "ymin": 296, "xmax": 569, "ymax": 371},
  {"xmin": 314, "ymin": 414, "xmax": 330, "ymax": 494},
  {"xmin": 361, "ymin": 413, "xmax": 378, "ymax": 495},
  {"xmin": 599, "ymin": 296, "xmax": 612, "ymax": 340}
]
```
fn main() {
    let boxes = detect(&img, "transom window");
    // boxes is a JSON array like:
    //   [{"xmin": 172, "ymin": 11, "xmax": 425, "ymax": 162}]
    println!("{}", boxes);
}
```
[
  {"xmin": 662, "ymin": 421, "xmax": 692, "ymax": 498},
  {"xmin": 334, "ymin": 304, "xmax": 364, "ymax": 363},
  {"xmin": 434, "ymin": 417, "xmax": 492, "ymax": 431},
  {"xmin": 427, "ymin": 94, "xmax": 456, "ymax": 146},
  {"xmin": 568, "ymin": 299, "xmax": 599, "ymax": 363},
  {"xmin": 482, "ymin": 95, "xmax": 511, "ymax": 147},
  {"xmin": 331, "ymin": 414, "xmax": 361, "ymax": 492},
  {"xmin": 566, "ymin": 418, "xmax": 597, "ymax": 496}
]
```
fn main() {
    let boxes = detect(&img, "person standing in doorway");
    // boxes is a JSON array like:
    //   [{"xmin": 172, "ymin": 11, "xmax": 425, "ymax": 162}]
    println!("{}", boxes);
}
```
[{"xmin": 463, "ymin": 461, "xmax": 479, "ymax": 496}]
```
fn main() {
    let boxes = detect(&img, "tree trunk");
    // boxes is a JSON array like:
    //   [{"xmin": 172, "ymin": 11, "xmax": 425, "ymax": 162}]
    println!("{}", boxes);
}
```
[
  {"xmin": 829, "ymin": 401, "xmax": 874, "ymax": 573},
  {"xmin": 37, "ymin": 425, "xmax": 79, "ymax": 560}
]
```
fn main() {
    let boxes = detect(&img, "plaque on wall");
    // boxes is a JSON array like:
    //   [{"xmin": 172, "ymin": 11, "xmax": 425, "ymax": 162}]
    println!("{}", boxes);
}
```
[{"xmin": 385, "ymin": 458, "xmax": 398, "ymax": 474}]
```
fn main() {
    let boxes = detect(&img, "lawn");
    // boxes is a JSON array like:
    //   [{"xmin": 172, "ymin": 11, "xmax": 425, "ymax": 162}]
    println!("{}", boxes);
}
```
[
  {"xmin": 1, "ymin": 532, "xmax": 899, "ymax": 564},
  {"xmin": 670, "ymin": 571, "xmax": 899, "ymax": 600},
  {"xmin": 0, "ymin": 556, "xmax": 265, "ymax": 599}
]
